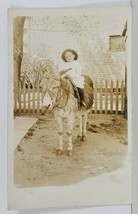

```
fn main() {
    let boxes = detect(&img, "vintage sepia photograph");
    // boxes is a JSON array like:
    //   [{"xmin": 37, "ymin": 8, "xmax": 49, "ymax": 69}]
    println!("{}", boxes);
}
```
[{"xmin": 8, "ymin": 7, "xmax": 132, "ymax": 210}]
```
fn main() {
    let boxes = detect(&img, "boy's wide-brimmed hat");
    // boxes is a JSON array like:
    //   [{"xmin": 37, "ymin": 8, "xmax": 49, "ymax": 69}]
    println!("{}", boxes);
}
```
[{"xmin": 61, "ymin": 49, "xmax": 78, "ymax": 62}]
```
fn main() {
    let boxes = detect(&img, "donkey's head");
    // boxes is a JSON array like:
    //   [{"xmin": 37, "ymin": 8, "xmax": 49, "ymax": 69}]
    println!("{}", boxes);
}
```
[
  {"xmin": 41, "ymin": 73, "xmax": 60, "ymax": 110},
  {"xmin": 42, "ymin": 73, "xmax": 72, "ymax": 110}
]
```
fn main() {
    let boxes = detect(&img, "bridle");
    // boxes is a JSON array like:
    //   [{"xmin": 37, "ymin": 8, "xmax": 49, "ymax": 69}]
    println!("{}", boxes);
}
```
[{"xmin": 54, "ymin": 86, "xmax": 69, "ymax": 109}]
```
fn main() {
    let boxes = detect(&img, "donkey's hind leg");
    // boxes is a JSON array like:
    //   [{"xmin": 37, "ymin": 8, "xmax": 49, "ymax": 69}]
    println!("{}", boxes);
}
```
[{"xmin": 77, "ymin": 112, "xmax": 88, "ymax": 142}]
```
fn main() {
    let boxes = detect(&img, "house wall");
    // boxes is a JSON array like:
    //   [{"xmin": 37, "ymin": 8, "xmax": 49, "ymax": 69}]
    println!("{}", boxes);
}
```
[{"xmin": 22, "ymin": 12, "xmax": 128, "ymax": 82}]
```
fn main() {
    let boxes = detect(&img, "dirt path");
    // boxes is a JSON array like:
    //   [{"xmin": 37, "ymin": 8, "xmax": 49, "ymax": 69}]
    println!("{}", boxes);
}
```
[{"xmin": 14, "ymin": 113, "xmax": 128, "ymax": 187}]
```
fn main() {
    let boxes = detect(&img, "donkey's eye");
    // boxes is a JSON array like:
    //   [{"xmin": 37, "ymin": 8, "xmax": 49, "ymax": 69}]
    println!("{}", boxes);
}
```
[{"xmin": 53, "ymin": 86, "xmax": 59, "ymax": 90}]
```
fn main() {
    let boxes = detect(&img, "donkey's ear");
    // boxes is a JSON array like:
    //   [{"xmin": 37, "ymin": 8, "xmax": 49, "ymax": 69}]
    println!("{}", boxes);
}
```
[{"xmin": 60, "ymin": 76, "xmax": 65, "ymax": 82}]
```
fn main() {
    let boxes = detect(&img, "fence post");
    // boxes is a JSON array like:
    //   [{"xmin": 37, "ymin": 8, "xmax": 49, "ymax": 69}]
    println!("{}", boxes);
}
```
[
  {"xmin": 37, "ymin": 82, "xmax": 40, "ymax": 114},
  {"xmin": 28, "ymin": 85, "xmax": 31, "ymax": 113},
  {"xmin": 100, "ymin": 80, "xmax": 102, "ymax": 114},
  {"xmin": 105, "ymin": 80, "xmax": 108, "ymax": 114},
  {"xmin": 116, "ymin": 80, "xmax": 119, "ymax": 114},
  {"xmin": 121, "ymin": 80, "xmax": 124, "ymax": 113},
  {"xmin": 110, "ymin": 80, "xmax": 113, "ymax": 114},
  {"xmin": 23, "ymin": 82, "xmax": 26, "ymax": 114},
  {"xmin": 32, "ymin": 84, "xmax": 35, "ymax": 115},
  {"xmin": 14, "ymin": 90, "xmax": 17, "ymax": 114},
  {"xmin": 124, "ymin": 66, "xmax": 127, "ymax": 119},
  {"xmin": 19, "ymin": 81, "xmax": 22, "ymax": 114},
  {"xmin": 94, "ymin": 81, "xmax": 97, "ymax": 113}
]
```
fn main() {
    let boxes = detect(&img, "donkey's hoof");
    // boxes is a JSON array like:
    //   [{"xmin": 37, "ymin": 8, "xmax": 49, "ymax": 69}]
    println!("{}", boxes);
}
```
[
  {"xmin": 57, "ymin": 149, "xmax": 63, "ymax": 155},
  {"xmin": 81, "ymin": 135, "xmax": 86, "ymax": 142},
  {"xmin": 77, "ymin": 135, "xmax": 82, "ymax": 141},
  {"xmin": 68, "ymin": 150, "xmax": 73, "ymax": 156}
]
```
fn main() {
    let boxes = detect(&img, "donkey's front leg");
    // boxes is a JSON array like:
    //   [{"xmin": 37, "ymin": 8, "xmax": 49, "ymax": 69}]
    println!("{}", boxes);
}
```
[
  {"xmin": 77, "ymin": 113, "xmax": 83, "ymax": 141},
  {"xmin": 82, "ymin": 113, "xmax": 88, "ymax": 141},
  {"xmin": 56, "ymin": 116, "xmax": 64, "ymax": 155},
  {"xmin": 66, "ymin": 113, "xmax": 75, "ymax": 156}
]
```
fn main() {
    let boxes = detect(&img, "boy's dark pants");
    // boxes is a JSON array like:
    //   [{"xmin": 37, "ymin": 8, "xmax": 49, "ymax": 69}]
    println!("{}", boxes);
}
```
[{"xmin": 77, "ymin": 87, "xmax": 85, "ymax": 103}]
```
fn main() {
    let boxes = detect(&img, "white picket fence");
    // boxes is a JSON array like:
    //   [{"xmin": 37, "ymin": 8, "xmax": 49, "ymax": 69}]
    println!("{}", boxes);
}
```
[{"xmin": 14, "ymin": 80, "xmax": 126, "ymax": 115}]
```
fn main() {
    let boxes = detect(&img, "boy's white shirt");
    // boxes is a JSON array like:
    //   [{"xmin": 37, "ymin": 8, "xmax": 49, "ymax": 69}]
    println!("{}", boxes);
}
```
[{"xmin": 58, "ymin": 60, "xmax": 84, "ymax": 88}]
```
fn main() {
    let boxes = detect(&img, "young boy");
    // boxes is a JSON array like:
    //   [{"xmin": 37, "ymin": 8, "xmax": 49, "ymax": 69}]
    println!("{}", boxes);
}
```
[{"xmin": 59, "ymin": 48, "xmax": 86, "ymax": 107}]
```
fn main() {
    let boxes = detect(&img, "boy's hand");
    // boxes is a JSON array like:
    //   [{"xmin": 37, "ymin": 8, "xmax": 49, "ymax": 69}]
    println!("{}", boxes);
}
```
[{"xmin": 59, "ymin": 68, "xmax": 72, "ymax": 76}]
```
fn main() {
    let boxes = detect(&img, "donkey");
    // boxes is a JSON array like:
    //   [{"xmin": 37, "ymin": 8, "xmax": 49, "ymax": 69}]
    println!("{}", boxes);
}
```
[{"xmin": 41, "ymin": 73, "xmax": 94, "ymax": 156}]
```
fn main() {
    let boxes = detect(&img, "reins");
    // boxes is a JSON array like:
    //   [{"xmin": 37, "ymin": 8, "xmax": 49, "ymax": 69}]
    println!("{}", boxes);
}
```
[{"xmin": 54, "ymin": 87, "xmax": 69, "ymax": 109}]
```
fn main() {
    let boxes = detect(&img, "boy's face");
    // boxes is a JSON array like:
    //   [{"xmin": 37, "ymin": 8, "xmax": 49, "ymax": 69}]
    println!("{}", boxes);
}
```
[{"xmin": 64, "ymin": 51, "xmax": 75, "ymax": 62}]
